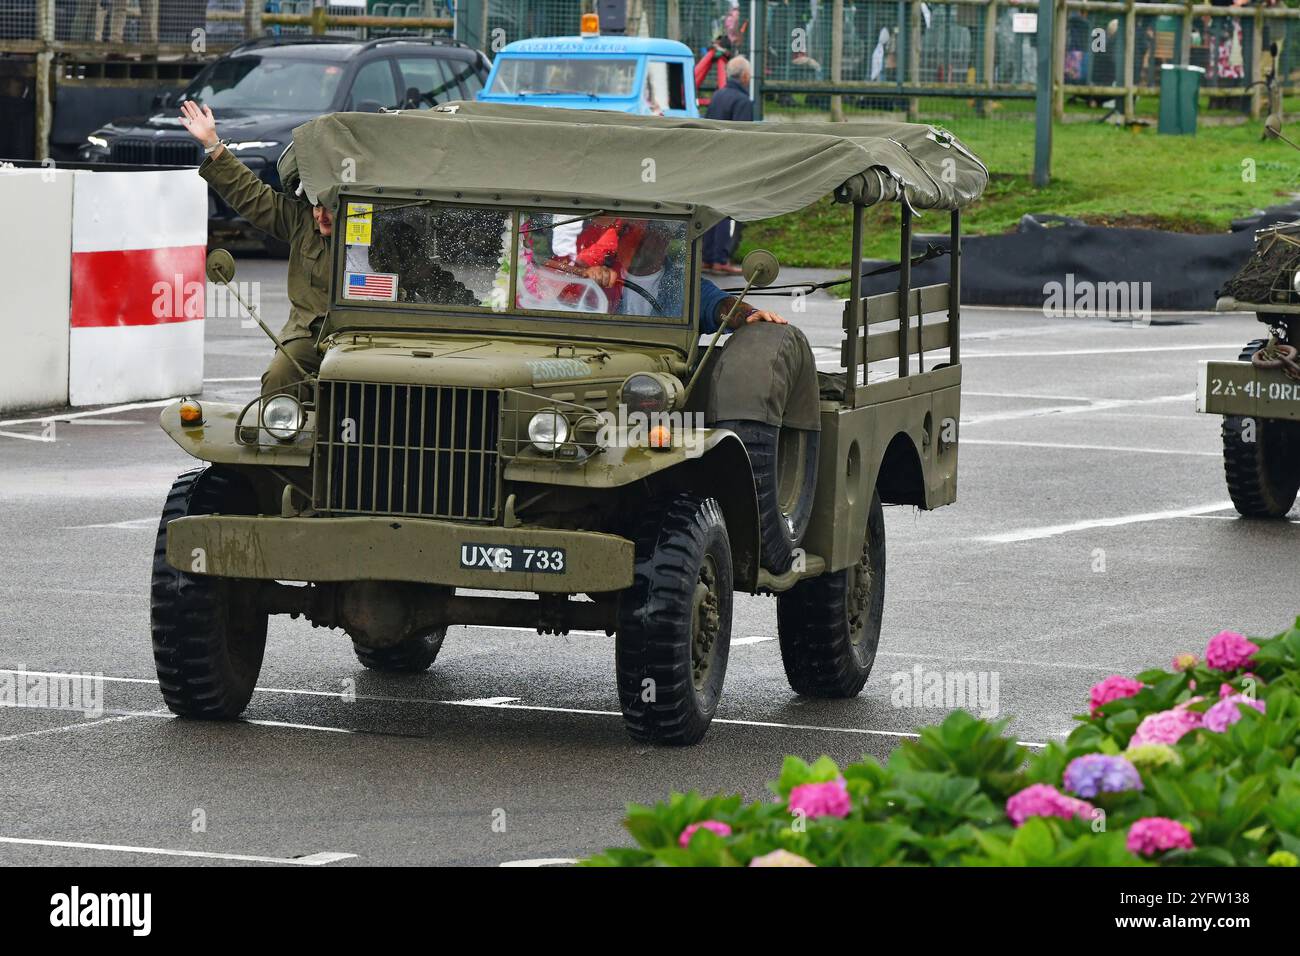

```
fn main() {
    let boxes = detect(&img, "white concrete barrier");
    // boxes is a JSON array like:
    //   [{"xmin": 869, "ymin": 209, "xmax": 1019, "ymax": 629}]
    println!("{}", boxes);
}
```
[
  {"xmin": 0, "ymin": 169, "xmax": 74, "ymax": 411},
  {"xmin": 68, "ymin": 168, "xmax": 207, "ymax": 407}
]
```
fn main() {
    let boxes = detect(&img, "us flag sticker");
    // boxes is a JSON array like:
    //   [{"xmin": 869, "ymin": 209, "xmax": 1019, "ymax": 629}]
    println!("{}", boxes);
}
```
[{"xmin": 344, "ymin": 271, "xmax": 398, "ymax": 301}]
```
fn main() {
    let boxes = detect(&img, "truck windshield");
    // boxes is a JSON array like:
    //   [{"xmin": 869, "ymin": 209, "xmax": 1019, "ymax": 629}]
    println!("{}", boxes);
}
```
[
  {"xmin": 339, "ymin": 202, "xmax": 689, "ymax": 322},
  {"xmin": 488, "ymin": 58, "xmax": 638, "ymax": 97}
]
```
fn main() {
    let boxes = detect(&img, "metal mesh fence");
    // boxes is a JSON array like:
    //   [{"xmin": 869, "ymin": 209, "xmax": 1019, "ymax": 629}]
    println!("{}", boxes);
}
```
[
  {"xmin": 2, "ymin": 0, "xmax": 1295, "ymax": 125},
  {"xmin": 0, "ymin": 1, "xmax": 455, "ymax": 45}
]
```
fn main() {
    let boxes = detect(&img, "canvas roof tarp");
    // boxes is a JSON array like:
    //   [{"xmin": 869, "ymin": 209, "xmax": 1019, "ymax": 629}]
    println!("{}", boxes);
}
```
[{"xmin": 291, "ymin": 102, "xmax": 988, "ymax": 232}]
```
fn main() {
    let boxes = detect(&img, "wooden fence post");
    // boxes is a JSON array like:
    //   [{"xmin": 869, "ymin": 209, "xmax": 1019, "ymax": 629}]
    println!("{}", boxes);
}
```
[{"xmin": 1123, "ymin": 0, "xmax": 1135, "ymax": 122}]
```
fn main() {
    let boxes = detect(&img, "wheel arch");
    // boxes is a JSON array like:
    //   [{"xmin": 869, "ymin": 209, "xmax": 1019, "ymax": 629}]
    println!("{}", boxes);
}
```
[
  {"xmin": 642, "ymin": 432, "xmax": 761, "ymax": 591},
  {"xmin": 874, "ymin": 429, "xmax": 926, "ymax": 508}
]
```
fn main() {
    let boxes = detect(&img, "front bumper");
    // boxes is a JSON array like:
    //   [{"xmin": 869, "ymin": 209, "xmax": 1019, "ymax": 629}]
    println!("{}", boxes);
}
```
[
  {"xmin": 1197, "ymin": 360, "xmax": 1300, "ymax": 421},
  {"xmin": 165, "ymin": 514, "xmax": 633, "ymax": 593}
]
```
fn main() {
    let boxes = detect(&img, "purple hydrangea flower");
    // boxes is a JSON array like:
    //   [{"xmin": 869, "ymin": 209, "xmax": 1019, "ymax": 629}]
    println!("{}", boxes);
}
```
[{"xmin": 1063, "ymin": 753, "xmax": 1144, "ymax": 799}]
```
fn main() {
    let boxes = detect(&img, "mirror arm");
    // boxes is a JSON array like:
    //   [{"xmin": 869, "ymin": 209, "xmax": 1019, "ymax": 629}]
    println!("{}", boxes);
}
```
[{"xmin": 218, "ymin": 276, "xmax": 312, "ymax": 382}]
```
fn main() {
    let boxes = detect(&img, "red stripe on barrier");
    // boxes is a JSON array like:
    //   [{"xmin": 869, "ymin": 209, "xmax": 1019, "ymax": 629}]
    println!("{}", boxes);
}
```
[{"xmin": 70, "ymin": 245, "xmax": 207, "ymax": 328}]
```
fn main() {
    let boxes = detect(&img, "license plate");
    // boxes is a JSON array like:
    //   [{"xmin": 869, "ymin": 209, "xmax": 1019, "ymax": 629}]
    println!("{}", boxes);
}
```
[
  {"xmin": 458, "ymin": 544, "xmax": 566, "ymax": 574},
  {"xmin": 1198, "ymin": 360, "xmax": 1300, "ymax": 421}
]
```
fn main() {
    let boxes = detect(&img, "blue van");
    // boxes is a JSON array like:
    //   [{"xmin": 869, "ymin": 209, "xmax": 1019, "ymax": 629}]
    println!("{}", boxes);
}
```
[{"xmin": 477, "ymin": 34, "xmax": 699, "ymax": 117}]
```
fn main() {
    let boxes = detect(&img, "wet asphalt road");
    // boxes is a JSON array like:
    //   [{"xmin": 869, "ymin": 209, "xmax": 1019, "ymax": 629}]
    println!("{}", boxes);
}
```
[{"xmin": 1, "ymin": 257, "xmax": 1296, "ymax": 866}]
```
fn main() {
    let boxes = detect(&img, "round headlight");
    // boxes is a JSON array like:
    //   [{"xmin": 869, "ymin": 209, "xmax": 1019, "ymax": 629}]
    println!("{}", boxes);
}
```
[
  {"xmin": 528, "ymin": 409, "xmax": 569, "ymax": 453},
  {"xmin": 620, "ymin": 372, "xmax": 682, "ymax": 414},
  {"xmin": 261, "ymin": 395, "xmax": 303, "ymax": 442},
  {"xmin": 1291, "ymin": 269, "xmax": 1300, "ymax": 296}
]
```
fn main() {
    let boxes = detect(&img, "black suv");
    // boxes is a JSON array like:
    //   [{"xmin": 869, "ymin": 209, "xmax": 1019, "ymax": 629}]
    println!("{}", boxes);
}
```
[{"xmin": 79, "ymin": 36, "xmax": 490, "ymax": 252}]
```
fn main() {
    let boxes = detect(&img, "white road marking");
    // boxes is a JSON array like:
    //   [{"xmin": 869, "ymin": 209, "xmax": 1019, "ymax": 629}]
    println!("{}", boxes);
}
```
[
  {"xmin": 0, "ymin": 710, "xmax": 164, "ymax": 743},
  {"xmin": 962, "ymin": 438, "xmax": 1218, "ymax": 458},
  {"xmin": 0, "ymin": 430, "xmax": 55, "ymax": 443},
  {"xmin": 59, "ymin": 517, "xmax": 158, "ymax": 530},
  {"xmin": 499, "ymin": 857, "xmax": 578, "ymax": 867},
  {"xmin": 0, "ymin": 399, "xmax": 172, "ymax": 428},
  {"xmin": 876, "ymin": 650, "xmax": 1118, "ymax": 671},
  {"xmin": 0, "ymin": 835, "xmax": 354, "ymax": 866},
  {"xmin": 0, "ymin": 670, "xmax": 1049, "ymax": 744},
  {"xmin": 203, "ymin": 377, "xmax": 261, "ymax": 383},
  {"xmin": 980, "ymin": 501, "xmax": 1235, "ymax": 543},
  {"xmin": 732, "ymin": 635, "xmax": 777, "ymax": 645},
  {"xmin": 1179, "ymin": 514, "xmax": 1299, "ymax": 523},
  {"xmin": 963, "ymin": 392, "xmax": 1193, "ymax": 426},
  {"xmin": 962, "ymin": 344, "xmax": 1241, "ymax": 359},
  {"xmin": 448, "ymin": 697, "xmax": 522, "ymax": 706},
  {"xmin": 964, "ymin": 390, "xmax": 1095, "ymax": 402}
]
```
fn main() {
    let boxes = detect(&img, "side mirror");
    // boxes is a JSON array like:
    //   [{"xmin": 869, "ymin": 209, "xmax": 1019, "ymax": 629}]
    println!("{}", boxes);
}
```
[
  {"xmin": 741, "ymin": 249, "xmax": 780, "ymax": 288},
  {"xmin": 206, "ymin": 248, "xmax": 236, "ymax": 284}
]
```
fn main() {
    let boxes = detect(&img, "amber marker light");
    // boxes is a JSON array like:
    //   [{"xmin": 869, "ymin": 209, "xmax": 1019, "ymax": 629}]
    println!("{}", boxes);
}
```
[
  {"xmin": 179, "ymin": 399, "xmax": 204, "ymax": 426},
  {"xmin": 580, "ymin": 13, "xmax": 600, "ymax": 36},
  {"xmin": 648, "ymin": 424, "xmax": 672, "ymax": 450}
]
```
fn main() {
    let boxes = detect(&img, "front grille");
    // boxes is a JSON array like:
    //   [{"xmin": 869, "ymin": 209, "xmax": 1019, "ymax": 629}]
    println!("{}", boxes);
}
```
[
  {"xmin": 108, "ymin": 138, "xmax": 202, "ymax": 166},
  {"xmin": 315, "ymin": 382, "xmax": 501, "ymax": 521},
  {"xmin": 109, "ymin": 138, "xmax": 152, "ymax": 164}
]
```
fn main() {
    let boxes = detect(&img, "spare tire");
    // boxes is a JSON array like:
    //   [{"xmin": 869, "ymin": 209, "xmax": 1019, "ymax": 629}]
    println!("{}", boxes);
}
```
[{"xmin": 716, "ymin": 420, "xmax": 818, "ymax": 572}]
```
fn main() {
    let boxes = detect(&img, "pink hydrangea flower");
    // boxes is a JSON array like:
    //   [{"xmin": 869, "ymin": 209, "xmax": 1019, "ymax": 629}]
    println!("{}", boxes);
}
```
[
  {"xmin": 788, "ymin": 778, "xmax": 852, "ymax": 820},
  {"xmin": 1089, "ymin": 675, "xmax": 1144, "ymax": 716},
  {"xmin": 748, "ymin": 849, "xmax": 815, "ymax": 867},
  {"xmin": 1204, "ymin": 631, "xmax": 1259, "ymax": 672},
  {"xmin": 1172, "ymin": 653, "xmax": 1198, "ymax": 672},
  {"xmin": 678, "ymin": 820, "xmax": 731, "ymax": 848},
  {"xmin": 1129, "ymin": 707, "xmax": 1201, "ymax": 748},
  {"xmin": 1127, "ymin": 817, "xmax": 1194, "ymax": 856},
  {"xmin": 1203, "ymin": 694, "xmax": 1265, "ymax": 733},
  {"xmin": 1005, "ymin": 783, "xmax": 1095, "ymax": 827}
]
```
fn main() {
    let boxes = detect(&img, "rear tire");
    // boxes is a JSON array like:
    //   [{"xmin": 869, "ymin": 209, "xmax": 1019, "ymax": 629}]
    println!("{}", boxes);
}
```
[
  {"xmin": 616, "ymin": 495, "xmax": 733, "ymax": 746},
  {"xmin": 777, "ymin": 490, "xmax": 886, "ymax": 697},
  {"xmin": 151, "ymin": 467, "xmax": 268, "ymax": 718},
  {"xmin": 352, "ymin": 629, "xmax": 446, "ymax": 672},
  {"xmin": 715, "ymin": 420, "xmax": 818, "ymax": 572},
  {"xmin": 1222, "ymin": 339, "xmax": 1300, "ymax": 518}
]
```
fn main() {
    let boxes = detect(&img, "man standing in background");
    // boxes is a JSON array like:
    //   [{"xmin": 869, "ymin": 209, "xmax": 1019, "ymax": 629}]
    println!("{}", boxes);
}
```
[{"xmin": 703, "ymin": 55, "xmax": 755, "ymax": 276}]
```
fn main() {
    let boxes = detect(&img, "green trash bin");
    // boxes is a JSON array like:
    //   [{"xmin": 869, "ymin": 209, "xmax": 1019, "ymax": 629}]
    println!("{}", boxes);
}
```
[{"xmin": 1159, "ymin": 63, "xmax": 1203, "ymax": 135}]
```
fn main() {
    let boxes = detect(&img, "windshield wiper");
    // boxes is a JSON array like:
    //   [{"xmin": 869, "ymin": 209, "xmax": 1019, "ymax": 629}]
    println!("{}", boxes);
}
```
[{"xmin": 516, "ymin": 89, "xmax": 599, "ymax": 99}]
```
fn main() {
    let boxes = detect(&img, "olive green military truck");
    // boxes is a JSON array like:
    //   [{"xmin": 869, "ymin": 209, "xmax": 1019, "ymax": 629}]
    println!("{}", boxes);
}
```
[
  {"xmin": 1199, "ymin": 221, "xmax": 1300, "ymax": 518},
  {"xmin": 152, "ymin": 103, "xmax": 988, "ymax": 744}
]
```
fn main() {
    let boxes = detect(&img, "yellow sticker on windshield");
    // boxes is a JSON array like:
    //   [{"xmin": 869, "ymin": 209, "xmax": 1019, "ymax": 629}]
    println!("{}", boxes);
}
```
[{"xmin": 345, "ymin": 202, "xmax": 373, "ymax": 246}]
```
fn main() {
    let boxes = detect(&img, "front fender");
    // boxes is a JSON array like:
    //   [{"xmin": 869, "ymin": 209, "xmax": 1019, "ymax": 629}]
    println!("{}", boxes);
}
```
[
  {"xmin": 505, "ymin": 430, "xmax": 762, "ymax": 591},
  {"xmin": 159, "ymin": 400, "xmax": 313, "ymax": 467}
]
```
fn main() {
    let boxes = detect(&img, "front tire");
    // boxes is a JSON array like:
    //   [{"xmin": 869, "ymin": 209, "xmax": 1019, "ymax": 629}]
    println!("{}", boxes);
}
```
[
  {"xmin": 776, "ymin": 489, "xmax": 885, "ymax": 697},
  {"xmin": 616, "ymin": 495, "xmax": 734, "ymax": 746},
  {"xmin": 151, "ymin": 467, "xmax": 268, "ymax": 718},
  {"xmin": 1222, "ymin": 339, "xmax": 1300, "ymax": 518},
  {"xmin": 352, "ymin": 629, "xmax": 446, "ymax": 672}
]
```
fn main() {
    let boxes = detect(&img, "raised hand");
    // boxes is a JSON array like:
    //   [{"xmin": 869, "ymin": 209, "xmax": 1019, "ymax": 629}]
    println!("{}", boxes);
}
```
[{"xmin": 178, "ymin": 100, "xmax": 219, "ymax": 149}]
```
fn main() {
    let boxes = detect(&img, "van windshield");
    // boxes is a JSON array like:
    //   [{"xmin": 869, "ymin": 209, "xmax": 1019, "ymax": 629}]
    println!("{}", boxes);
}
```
[
  {"xmin": 488, "ymin": 57, "xmax": 639, "ymax": 97},
  {"xmin": 338, "ymin": 201, "xmax": 689, "ymax": 323}
]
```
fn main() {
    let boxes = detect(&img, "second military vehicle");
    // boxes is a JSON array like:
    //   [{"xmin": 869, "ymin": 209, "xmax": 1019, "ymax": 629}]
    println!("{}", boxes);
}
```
[{"xmin": 1200, "ymin": 222, "xmax": 1300, "ymax": 517}]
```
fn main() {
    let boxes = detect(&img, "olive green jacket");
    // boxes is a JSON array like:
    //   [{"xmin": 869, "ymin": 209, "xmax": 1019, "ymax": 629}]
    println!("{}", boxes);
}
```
[{"xmin": 199, "ymin": 148, "xmax": 330, "ymax": 343}]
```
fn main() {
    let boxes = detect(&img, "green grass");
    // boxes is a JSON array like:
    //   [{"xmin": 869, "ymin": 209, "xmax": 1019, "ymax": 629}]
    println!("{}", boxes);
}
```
[{"xmin": 739, "ymin": 117, "xmax": 1300, "ymax": 269}]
